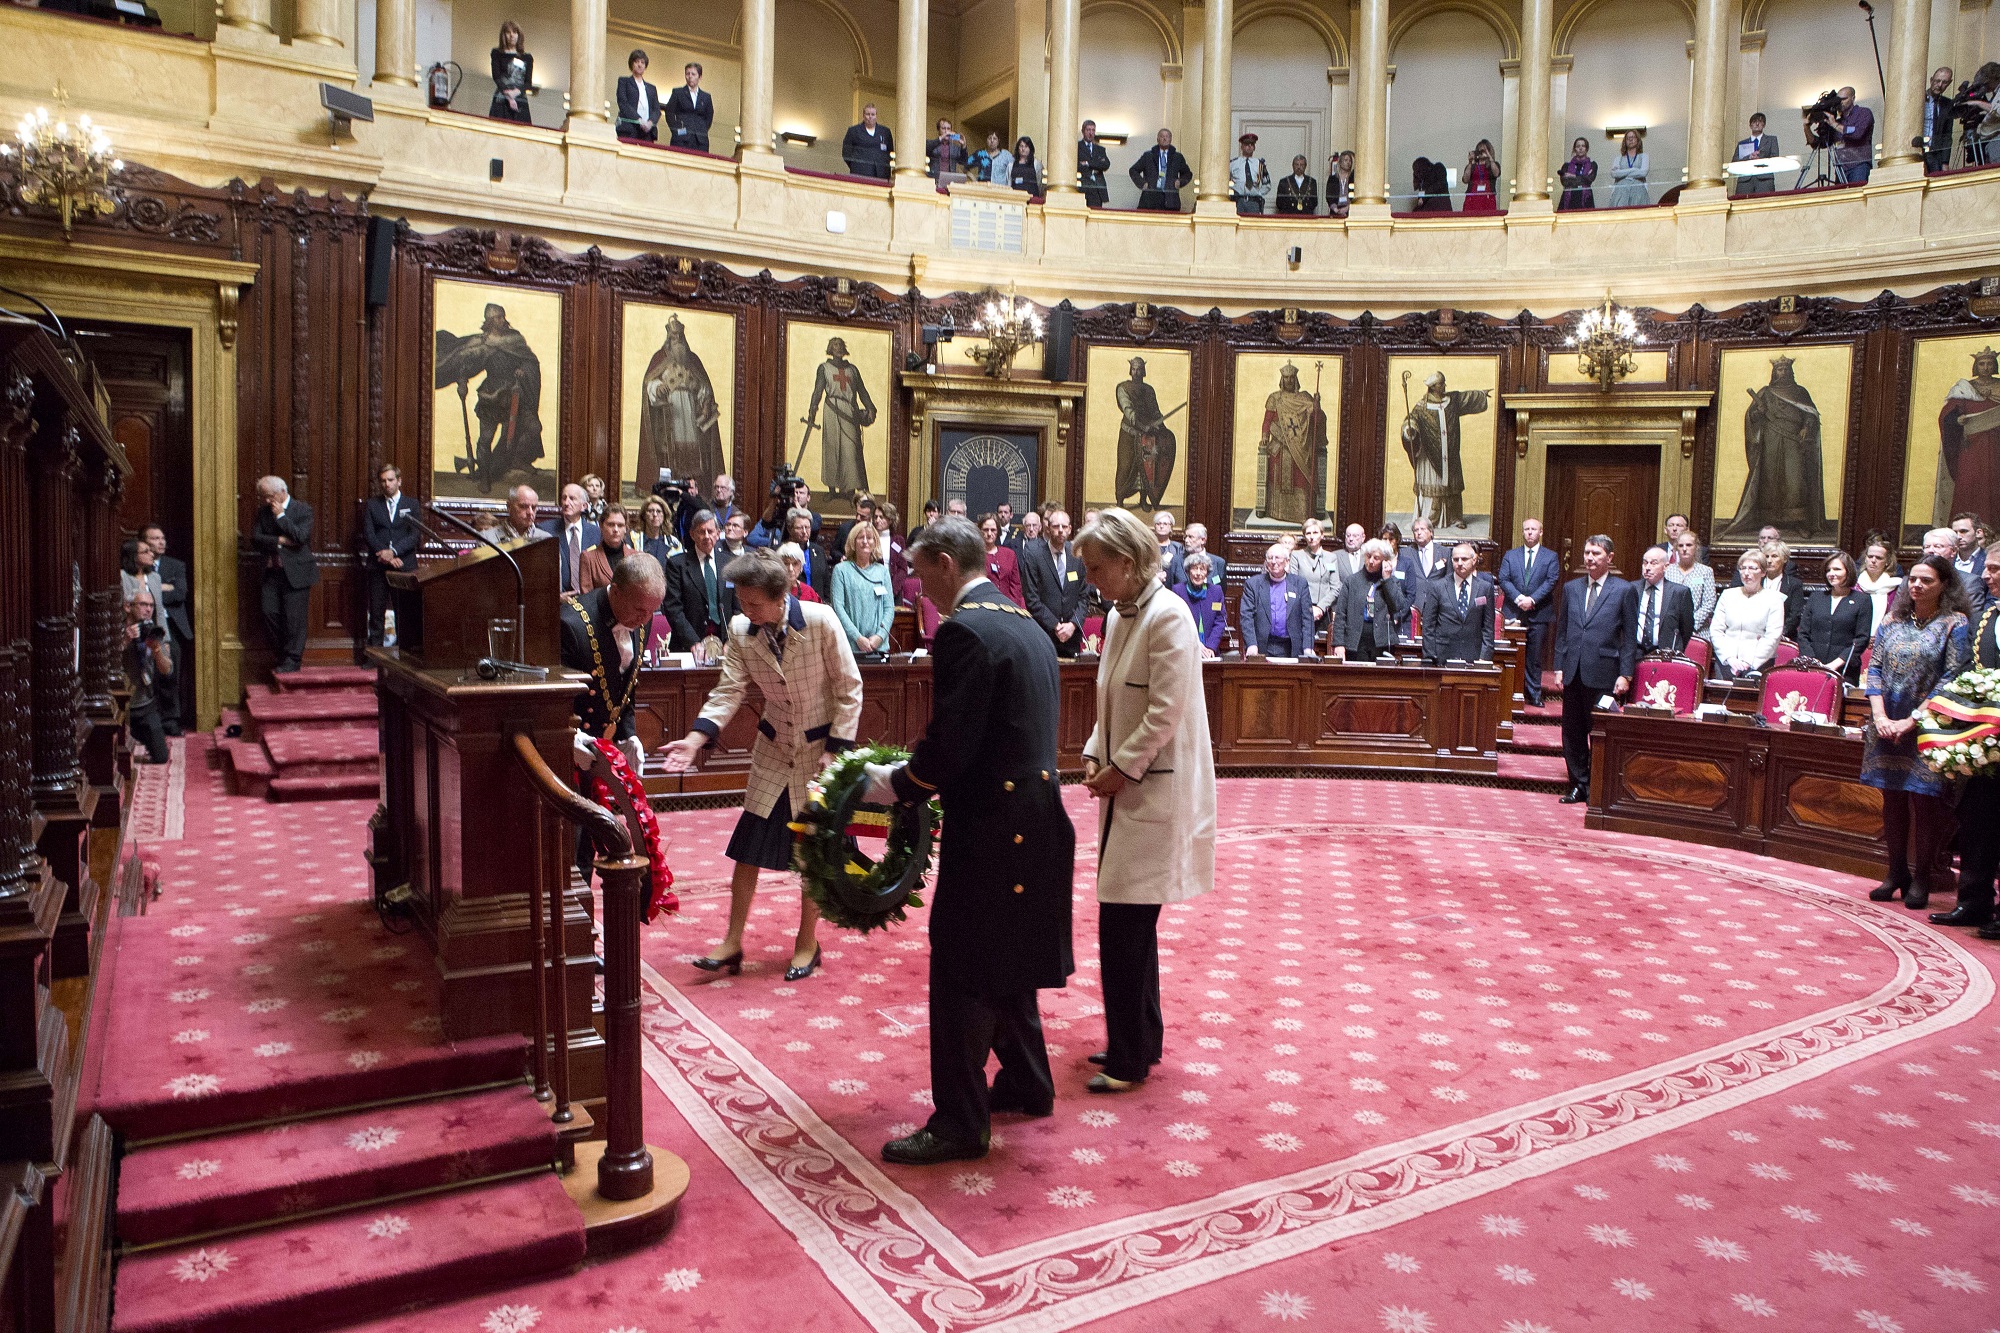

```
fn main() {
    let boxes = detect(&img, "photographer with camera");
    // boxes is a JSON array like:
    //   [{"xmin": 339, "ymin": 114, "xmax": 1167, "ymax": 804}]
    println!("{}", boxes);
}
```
[
  {"xmin": 1815, "ymin": 86, "xmax": 1874, "ymax": 183},
  {"xmin": 1952, "ymin": 63, "xmax": 2000, "ymax": 167},
  {"xmin": 749, "ymin": 472, "xmax": 823, "ymax": 550},
  {"xmin": 125, "ymin": 590, "xmax": 173, "ymax": 765}
]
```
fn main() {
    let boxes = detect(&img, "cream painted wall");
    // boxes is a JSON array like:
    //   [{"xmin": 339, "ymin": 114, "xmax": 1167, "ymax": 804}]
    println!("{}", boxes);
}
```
[
  {"xmin": 1387, "ymin": 11, "xmax": 1505, "ymax": 208},
  {"xmin": 958, "ymin": 0, "xmax": 1018, "ymax": 111},
  {"xmin": 452, "ymin": 0, "xmax": 572, "ymax": 127},
  {"xmin": 1232, "ymin": 15, "xmax": 1338, "ymax": 176},
  {"xmin": 1565, "ymin": 2, "xmax": 1689, "ymax": 204},
  {"xmin": 1080, "ymin": 5, "xmax": 1177, "ymax": 208},
  {"xmin": 772, "ymin": 0, "xmax": 867, "ymax": 171},
  {"xmin": 1758, "ymin": 0, "xmax": 1886, "ymax": 169}
]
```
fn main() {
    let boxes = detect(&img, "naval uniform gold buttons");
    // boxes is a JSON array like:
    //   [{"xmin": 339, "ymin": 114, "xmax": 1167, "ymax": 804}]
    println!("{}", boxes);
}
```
[
  {"xmin": 1013, "ymin": 834, "xmax": 1024, "ymax": 844},
  {"xmin": 1003, "ymin": 780, "xmax": 1015, "ymax": 791},
  {"xmin": 1040, "ymin": 770, "xmax": 1049, "ymax": 780},
  {"xmin": 1013, "ymin": 883, "xmax": 1025, "ymax": 893}
]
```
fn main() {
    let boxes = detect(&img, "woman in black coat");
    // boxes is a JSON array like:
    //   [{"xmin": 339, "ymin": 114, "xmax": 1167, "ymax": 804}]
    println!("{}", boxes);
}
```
[
  {"xmin": 490, "ymin": 22, "xmax": 533, "ymax": 124},
  {"xmin": 1798, "ymin": 550, "xmax": 1872, "ymax": 681}
]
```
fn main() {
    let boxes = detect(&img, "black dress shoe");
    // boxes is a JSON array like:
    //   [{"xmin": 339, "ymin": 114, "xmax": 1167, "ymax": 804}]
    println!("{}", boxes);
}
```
[
  {"xmin": 784, "ymin": 947, "xmax": 822, "ymax": 982},
  {"xmin": 1558, "ymin": 786, "xmax": 1587, "ymax": 804},
  {"xmin": 1904, "ymin": 879, "xmax": 1932, "ymax": 912},
  {"xmin": 988, "ymin": 1091, "xmax": 1054, "ymax": 1117},
  {"xmin": 691, "ymin": 950, "xmax": 743, "ymax": 975},
  {"xmin": 881, "ymin": 1129, "xmax": 986, "ymax": 1165},
  {"xmin": 1929, "ymin": 904, "xmax": 1993, "ymax": 927},
  {"xmin": 1979, "ymin": 920, "xmax": 2000, "ymax": 941}
]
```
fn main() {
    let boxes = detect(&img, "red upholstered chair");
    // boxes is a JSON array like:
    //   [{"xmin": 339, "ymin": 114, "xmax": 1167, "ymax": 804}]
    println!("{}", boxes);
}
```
[
  {"xmin": 1630, "ymin": 653, "xmax": 1702, "ymax": 716},
  {"xmin": 1772, "ymin": 638, "xmax": 1800, "ymax": 667},
  {"xmin": 1082, "ymin": 615, "xmax": 1106, "ymax": 653},
  {"xmin": 645, "ymin": 612, "xmax": 672, "ymax": 660},
  {"xmin": 1758, "ymin": 662, "xmax": 1843, "ymax": 728},
  {"xmin": 1684, "ymin": 636, "xmax": 1713, "ymax": 677},
  {"xmin": 1858, "ymin": 644, "xmax": 1872, "ymax": 678}
]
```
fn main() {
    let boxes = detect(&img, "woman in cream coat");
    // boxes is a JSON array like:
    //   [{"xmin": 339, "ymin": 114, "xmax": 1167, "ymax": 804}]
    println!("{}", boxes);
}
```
[{"xmin": 1077, "ymin": 508, "xmax": 1215, "ymax": 1093}]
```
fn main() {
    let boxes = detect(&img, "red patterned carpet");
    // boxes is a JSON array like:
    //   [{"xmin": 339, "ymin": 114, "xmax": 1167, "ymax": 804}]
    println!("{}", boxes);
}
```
[{"xmin": 118, "ymin": 743, "xmax": 2000, "ymax": 1332}]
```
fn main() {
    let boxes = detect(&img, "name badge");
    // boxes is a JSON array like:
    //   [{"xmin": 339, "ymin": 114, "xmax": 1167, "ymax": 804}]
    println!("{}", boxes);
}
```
[
  {"xmin": 875, "ymin": 584, "xmax": 888, "ymax": 597},
  {"xmin": 1066, "ymin": 570, "xmax": 1079, "ymax": 582},
  {"xmin": 1210, "ymin": 600, "xmax": 1223, "ymax": 612},
  {"xmin": 1286, "ymin": 590, "xmax": 1296, "ymax": 599}
]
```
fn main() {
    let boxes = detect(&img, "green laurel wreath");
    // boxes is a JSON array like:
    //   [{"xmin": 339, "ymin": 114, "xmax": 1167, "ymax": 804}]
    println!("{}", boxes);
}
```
[{"xmin": 789, "ymin": 744, "xmax": 937, "ymax": 934}]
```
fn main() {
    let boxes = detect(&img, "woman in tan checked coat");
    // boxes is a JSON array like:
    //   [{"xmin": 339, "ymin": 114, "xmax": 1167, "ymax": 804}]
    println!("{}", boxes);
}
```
[{"xmin": 662, "ymin": 553, "xmax": 864, "ymax": 980}]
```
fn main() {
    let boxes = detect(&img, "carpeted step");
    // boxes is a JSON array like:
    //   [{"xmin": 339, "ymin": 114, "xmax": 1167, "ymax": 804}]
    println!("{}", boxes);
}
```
[
  {"xmin": 111, "ymin": 1172, "xmax": 584, "ymax": 1333},
  {"xmin": 116, "ymin": 1085, "xmax": 560, "ymax": 1247},
  {"xmin": 217, "ymin": 739, "xmax": 272, "ymax": 799},
  {"xmin": 1496, "ymin": 752, "xmax": 1571, "ymax": 790},
  {"xmin": 99, "ymin": 1033, "xmax": 531, "ymax": 1144},
  {"xmin": 270, "ymin": 774, "xmax": 380, "ymax": 803},
  {"xmin": 1500, "ymin": 721, "xmax": 1562, "ymax": 756},
  {"xmin": 244, "ymin": 685, "xmax": 377, "ymax": 726},
  {"xmin": 271, "ymin": 665, "xmax": 378, "ymax": 692},
  {"xmin": 261, "ymin": 726, "xmax": 378, "ymax": 770}
]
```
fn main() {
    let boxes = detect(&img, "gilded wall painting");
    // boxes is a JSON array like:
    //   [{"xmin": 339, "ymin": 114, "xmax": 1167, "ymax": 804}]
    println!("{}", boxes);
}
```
[
  {"xmin": 430, "ymin": 278, "xmax": 562, "ymax": 501},
  {"xmin": 1901, "ymin": 332, "xmax": 2000, "ymax": 544},
  {"xmin": 1083, "ymin": 344, "xmax": 1192, "ymax": 519},
  {"xmin": 782, "ymin": 320, "xmax": 894, "ymax": 517},
  {"xmin": 619, "ymin": 302, "xmax": 737, "ymax": 501},
  {"xmin": 1710, "ymin": 344, "xmax": 1850, "ymax": 543},
  {"xmin": 1382, "ymin": 354, "xmax": 1500, "ymax": 541},
  {"xmin": 1230, "ymin": 352, "xmax": 1341, "ymax": 530}
]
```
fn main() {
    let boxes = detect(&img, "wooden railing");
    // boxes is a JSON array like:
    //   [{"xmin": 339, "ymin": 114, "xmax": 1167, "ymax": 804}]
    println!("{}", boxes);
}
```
[{"xmin": 508, "ymin": 733, "xmax": 655, "ymax": 1202}]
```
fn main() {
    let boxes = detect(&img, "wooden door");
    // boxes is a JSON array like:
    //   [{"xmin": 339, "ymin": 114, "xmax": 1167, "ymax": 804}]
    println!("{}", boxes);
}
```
[
  {"xmin": 1544, "ymin": 445, "xmax": 1660, "ymax": 580},
  {"xmin": 73, "ymin": 323, "xmax": 193, "ymax": 555}
]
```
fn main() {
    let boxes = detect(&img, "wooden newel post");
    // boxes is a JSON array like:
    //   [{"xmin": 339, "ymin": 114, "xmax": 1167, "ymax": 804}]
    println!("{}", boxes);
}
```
[{"xmin": 592, "ymin": 851, "xmax": 653, "ymax": 1202}]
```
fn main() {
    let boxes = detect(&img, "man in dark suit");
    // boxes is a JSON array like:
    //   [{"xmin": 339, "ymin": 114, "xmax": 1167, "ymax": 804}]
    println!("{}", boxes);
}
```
[
  {"xmin": 538, "ymin": 482, "xmax": 600, "ymax": 595},
  {"xmin": 1934, "ymin": 542, "xmax": 2000, "ymax": 936},
  {"xmin": 1497, "ymin": 517, "xmax": 1561, "ymax": 706},
  {"xmin": 361, "ymin": 463, "xmax": 422, "ymax": 648},
  {"xmin": 614, "ymin": 49, "xmax": 662, "ymax": 141},
  {"xmin": 560, "ymin": 553, "xmax": 666, "ymax": 882},
  {"xmin": 1553, "ymin": 534, "xmax": 1638, "ymax": 804},
  {"xmin": 251, "ymin": 475, "xmax": 317, "ymax": 674},
  {"xmin": 142, "ymin": 521, "xmax": 193, "ymax": 734},
  {"xmin": 841, "ymin": 103, "xmax": 894, "ymax": 179},
  {"xmin": 663, "ymin": 509, "xmax": 737, "ymax": 651},
  {"xmin": 865, "ymin": 517, "xmax": 1075, "ymax": 1165},
  {"xmin": 1419, "ymin": 541, "xmax": 1496, "ymax": 664},
  {"xmin": 1020, "ymin": 510, "xmax": 1090, "ymax": 657},
  {"xmin": 1331, "ymin": 539, "xmax": 1407, "ymax": 661},
  {"xmin": 1239, "ymin": 543, "xmax": 1315, "ymax": 656},
  {"xmin": 1630, "ymin": 543, "xmax": 1696, "ymax": 656},
  {"xmin": 1394, "ymin": 516, "xmax": 1448, "ymax": 634},
  {"xmin": 664, "ymin": 62, "xmax": 714, "ymax": 151},
  {"xmin": 1952, "ymin": 512, "xmax": 1992, "ymax": 620},
  {"xmin": 1077, "ymin": 121, "xmax": 1112, "ymax": 206},
  {"xmin": 1273, "ymin": 154, "xmax": 1319, "ymax": 214},
  {"xmin": 1129, "ymin": 128, "xmax": 1192, "ymax": 210}
]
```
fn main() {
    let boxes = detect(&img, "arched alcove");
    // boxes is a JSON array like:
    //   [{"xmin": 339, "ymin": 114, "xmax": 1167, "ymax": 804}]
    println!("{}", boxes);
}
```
[
  {"xmin": 1232, "ymin": 14, "xmax": 1339, "ymax": 174},
  {"xmin": 1564, "ymin": 0, "xmax": 1693, "ymax": 206},
  {"xmin": 1388, "ymin": 9, "xmax": 1506, "ymax": 207},
  {"xmin": 770, "ymin": 0, "xmax": 870, "ymax": 172},
  {"xmin": 1080, "ymin": 0, "xmax": 1178, "ymax": 208}
]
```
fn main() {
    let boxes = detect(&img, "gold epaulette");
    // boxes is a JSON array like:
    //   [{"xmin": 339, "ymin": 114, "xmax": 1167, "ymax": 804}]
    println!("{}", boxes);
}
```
[{"xmin": 961, "ymin": 600, "xmax": 1032, "ymax": 617}]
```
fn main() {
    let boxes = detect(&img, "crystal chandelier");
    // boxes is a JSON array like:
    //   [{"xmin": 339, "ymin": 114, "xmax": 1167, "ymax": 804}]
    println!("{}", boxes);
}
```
[
  {"xmin": 0, "ymin": 90, "xmax": 123, "ymax": 239},
  {"xmin": 1565, "ymin": 294, "xmax": 1644, "ymax": 392},
  {"xmin": 968, "ymin": 290, "xmax": 1044, "ymax": 379}
]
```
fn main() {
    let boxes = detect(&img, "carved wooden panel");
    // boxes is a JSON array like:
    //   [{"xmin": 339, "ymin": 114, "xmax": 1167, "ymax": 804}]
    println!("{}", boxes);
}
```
[
  {"xmin": 1621, "ymin": 754, "xmax": 1730, "ymax": 809},
  {"xmin": 857, "ymin": 692, "xmax": 898, "ymax": 746},
  {"xmin": 1230, "ymin": 683, "xmax": 1297, "ymax": 746},
  {"xmin": 1323, "ymin": 693, "xmax": 1425, "ymax": 738},
  {"xmin": 1785, "ymin": 773, "xmax": 1883, "ymax": 838}
]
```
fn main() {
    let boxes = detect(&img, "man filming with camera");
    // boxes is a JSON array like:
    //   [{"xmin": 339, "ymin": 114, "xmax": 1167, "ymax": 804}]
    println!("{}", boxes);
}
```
[
  {"xmin": 125, "ymin": 590, "xmax": 173, "ymax": 765},
  {"xmin": 1948, "ymin": 63, "xmax": 2000, "ymax": 168},
  {"xmin": 1816, "ymin": 86, "xmax": 1874, "ymax": 183}
]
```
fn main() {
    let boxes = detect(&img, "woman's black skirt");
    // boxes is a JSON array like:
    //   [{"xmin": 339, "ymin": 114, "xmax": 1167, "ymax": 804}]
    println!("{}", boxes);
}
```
[{"xmin": 726, "ymin": 788, "xmax": 796, "ymax": 871}]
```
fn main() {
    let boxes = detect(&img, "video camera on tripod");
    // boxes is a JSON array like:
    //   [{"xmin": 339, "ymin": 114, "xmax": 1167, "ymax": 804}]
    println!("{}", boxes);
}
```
[{"xmin": 1802, "ymin": 89, "xmax": 1845, "ymax": 148}]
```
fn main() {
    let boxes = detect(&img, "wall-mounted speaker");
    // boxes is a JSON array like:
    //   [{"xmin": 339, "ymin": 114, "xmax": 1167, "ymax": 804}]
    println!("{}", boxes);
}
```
[
  {"xmin": 364, "ymin": 215, "xmax": 396, "ymax": 309},
  {"xmin": 1044, "ymin": 301, "xmax": 1074, "ymax": 382}
]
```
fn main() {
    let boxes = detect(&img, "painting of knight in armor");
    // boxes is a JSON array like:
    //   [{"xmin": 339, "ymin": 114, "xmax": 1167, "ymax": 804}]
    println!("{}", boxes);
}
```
[
  {"xmin": 619, "ymin": 302, "xmax": 736, "ymax": 499},
  {"xmin": 1084, "ymin": 345, "xmax": 1191, "ymax": 520},
  {"xmin": 782, "ymin": 320, "xmax": 893, "ymax": 517},
  {"xmin": 430, "ymin": 279, "xmax": 562, "ymax": 500}
]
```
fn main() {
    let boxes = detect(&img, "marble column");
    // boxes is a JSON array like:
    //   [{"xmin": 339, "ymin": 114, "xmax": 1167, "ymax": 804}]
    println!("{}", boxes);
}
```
[
  {"xmin": 569, "ymin": 0, "xmax": 608, "ymax": 122},
  {"xmin": 1512, "ymin": 0, "xmax": 1552, "ymax": 200},
  {"xmin": 891, "ymin": 0, "xmax": 926, "ymax": 175},
  {"xmin": 1686, "ymin": 0, "xmax": 1730, "ymax": 189},
  {"xmin": 1352, "ymin": 0, "xmax": 1388, "ymax": 204},
  {"xmin": 1882, "ymin": 0, "xmax": 1930, "ymax": 165},
  {"xmin": 293, "ymin": 0, "xmax": 342, "ymax": 45},
  {"xmin": 373, "ymin": 0, "xmax": 416, "ymax": 86},
  {"xmin": 1197, "ymin": 0, "xmax": 1234, "ymax": 203},
  {"xmin": 1046, "ymin": 0, "xmax": 1080, "ymax": 193},
  {"xmin": 217, "ymin": 0, "xmax": 272, "ymax": 34}
]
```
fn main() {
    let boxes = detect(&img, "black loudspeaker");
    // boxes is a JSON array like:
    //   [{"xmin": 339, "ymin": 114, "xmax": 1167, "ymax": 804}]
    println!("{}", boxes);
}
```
[
  {"xmin": 1044, "ymin": 302, "xmax": 1074, "ymax": 382},
  {"xmin": 364, "ymin": 216, "xmax": 396, "ymax": 309}
]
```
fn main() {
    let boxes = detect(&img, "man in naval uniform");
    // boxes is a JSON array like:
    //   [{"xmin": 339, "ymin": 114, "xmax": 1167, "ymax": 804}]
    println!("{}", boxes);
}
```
[
  {"xmin": 1931, "ymin": 541, "xmax": 2000, "ymax": 940},
  {"xmin": 863, "ymin": 516, "xmax": 1076, "ymax": 1164},
  {"xmin": 561, "ymin": 553, "xmax": 668, "ymax": 884}
]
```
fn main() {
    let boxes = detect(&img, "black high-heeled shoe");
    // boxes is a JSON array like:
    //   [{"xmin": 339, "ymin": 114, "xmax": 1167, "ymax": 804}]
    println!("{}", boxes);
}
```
[
  {"xmin": 692, "ymin": 950, "xmax": 743, "ymax": 975},
  {"xmin": 785, "ymin": 947, "xmax": 822, "ymax": 982},
  {"xmin": 1903, "ymin": 879, "xmax": 1932, "ymax": 912},
  {"xmin": 1868, "ymin": 878, "xmax": 1908, "ymax": 902}
]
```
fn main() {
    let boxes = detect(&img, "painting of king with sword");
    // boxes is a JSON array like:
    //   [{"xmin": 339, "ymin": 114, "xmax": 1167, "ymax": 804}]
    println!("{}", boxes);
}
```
[{"xmin": 1114, "ymin": 356, "xmax": 1185, "ymax": 510}]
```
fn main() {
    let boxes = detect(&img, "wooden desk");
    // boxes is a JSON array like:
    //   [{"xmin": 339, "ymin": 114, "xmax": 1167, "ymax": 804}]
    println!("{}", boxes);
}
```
[
  {"xmin": 630, "ymin": 656, "xmax": 1505, "ymax": 799},
  {"xmin": 1584, "ymin": 710, "xmax": 1901, "ymax": 877}
]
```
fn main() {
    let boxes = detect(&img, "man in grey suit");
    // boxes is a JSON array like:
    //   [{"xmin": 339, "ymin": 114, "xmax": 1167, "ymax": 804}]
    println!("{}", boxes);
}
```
[
  {"xmin": 1419, "ymin": 541, "xmax": 1496, "ymax": 664},
  {"xmin": 1020, "ymin": 510, "xmax": 1090, "ymax": 658},
  {"xmin": 1554, "ymin": 535, "xmax": 1637, "ymax": 804},
  {"xmin": 250, "ymin": 476, "xmax": 317, "ymax": 674}
]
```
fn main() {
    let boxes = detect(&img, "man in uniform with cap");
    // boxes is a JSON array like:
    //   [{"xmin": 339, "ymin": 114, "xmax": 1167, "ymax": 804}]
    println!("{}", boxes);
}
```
[
  {"xmin": 1229, "ymin": 132, "xmax": 1270, "ymax": 214},
  {"xmin": 863, "ymin": 516, "xmax": 1076, "ymax": 1164}
]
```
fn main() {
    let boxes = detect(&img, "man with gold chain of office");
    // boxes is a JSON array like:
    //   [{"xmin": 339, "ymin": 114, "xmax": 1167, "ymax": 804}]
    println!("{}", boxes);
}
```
[{"xmin": 561, "ymin": 553, "xmax": 668, "ymax": 885}]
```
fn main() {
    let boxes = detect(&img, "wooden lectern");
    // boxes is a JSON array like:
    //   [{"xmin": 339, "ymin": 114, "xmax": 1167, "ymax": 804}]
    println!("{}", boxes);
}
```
[{"xmin": 385, "ymin": 534, "xmax": 560, "ymax": 667}]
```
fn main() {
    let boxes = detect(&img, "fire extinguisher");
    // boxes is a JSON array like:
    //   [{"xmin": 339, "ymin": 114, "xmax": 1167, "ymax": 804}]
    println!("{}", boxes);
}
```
[{"xmin": 426, "ymin": 61, "xmax": 461, "ymax": 110}]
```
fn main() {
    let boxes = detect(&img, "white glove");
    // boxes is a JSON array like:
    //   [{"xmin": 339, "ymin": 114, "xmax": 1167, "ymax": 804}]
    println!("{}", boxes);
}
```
[
  {"xmin": 572, "ymin": 729, "xmax": 599, "ymax": 771},
  {"xmin": 621, "ymin": 736, "xmax": 646, "ymax": 773},
  {"xmin": 861, "ymin": 761, "xmax": 902, "ymax": 805}
]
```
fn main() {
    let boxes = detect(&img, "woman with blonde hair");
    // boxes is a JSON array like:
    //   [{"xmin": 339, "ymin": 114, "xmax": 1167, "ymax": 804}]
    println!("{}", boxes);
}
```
[
  {"xmin": 830, "ymin": 521, "xmax": 894, "ymax": 660},
  {"xmin": 579, "ymin": 473, "xmax": 609, "ymax": 524},
  {"xmin": 637, "ymin": 494, "xmax": 681, "ymax": 563},
  {"xmin": 1607, "ymin": 129, "xmax": 1649, "ymax": 207},
  {"xmin": 1076, "ymin": 508, "xmax": 1215, "ymax": 1092}
]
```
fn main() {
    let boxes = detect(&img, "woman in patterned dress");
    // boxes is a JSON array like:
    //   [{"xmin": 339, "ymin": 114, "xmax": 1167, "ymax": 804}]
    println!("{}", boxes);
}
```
[
  {"xmin": 1863, "ymin": 555, "xmax": 1974, "ymax": 910},
  {"xmin": 1665, "ymin": 531, "xmax": 1717, "ymax": 634}
]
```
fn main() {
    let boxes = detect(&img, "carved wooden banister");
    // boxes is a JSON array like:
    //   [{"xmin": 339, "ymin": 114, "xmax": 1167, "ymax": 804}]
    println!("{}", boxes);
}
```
[{"xmin": 510, "ymin": 732, "xmax": 632, "ymax": 860}]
